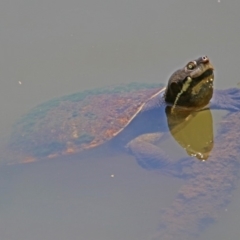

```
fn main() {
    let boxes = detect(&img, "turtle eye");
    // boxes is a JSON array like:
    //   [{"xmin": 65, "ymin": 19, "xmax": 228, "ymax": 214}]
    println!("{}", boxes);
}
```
[{"xmin": 186, "ymin": 61, "xmax": 197, "ymax": 70}]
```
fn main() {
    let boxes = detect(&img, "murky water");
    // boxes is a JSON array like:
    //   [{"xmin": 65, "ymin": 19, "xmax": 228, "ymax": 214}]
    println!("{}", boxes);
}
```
[
  {"xmin": 0, "ymin": 151, "xmax": 183, "ymax": 240},
  {"xmin": 1, "ymin": 0, "xmax": 240, "ymax": 239}
]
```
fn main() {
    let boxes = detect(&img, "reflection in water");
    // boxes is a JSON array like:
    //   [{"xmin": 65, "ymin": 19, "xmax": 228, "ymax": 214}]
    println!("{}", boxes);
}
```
[
  {"xmin": 150, "ymin": 110, "xmax": 240, "ymax": 240},
  {"xmin": 3, "ymin": 102, "xmax": 240, "ymax": 240},
  {"xmin": 166, "ymin": 106, "xmax": 214, "ymax": 160},
  {"xmin": 3, "ymin": 85, "xmax": 240, "ymax": 240},
  {"xmin": 4, "ymin": 108, "xmax": 240, "ymax": 240}
]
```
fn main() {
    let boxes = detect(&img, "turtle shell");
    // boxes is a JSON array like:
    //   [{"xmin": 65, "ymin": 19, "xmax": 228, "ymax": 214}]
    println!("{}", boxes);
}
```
[{"xmin": 9, "ymin": 83, "xmax": 164, "ymax": 163}]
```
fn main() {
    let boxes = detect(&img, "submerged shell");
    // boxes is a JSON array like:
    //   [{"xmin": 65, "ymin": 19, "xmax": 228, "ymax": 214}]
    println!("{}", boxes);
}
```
[{"xmin": 9, "ymin": 83, "xmax": 163, "ymax": 162}]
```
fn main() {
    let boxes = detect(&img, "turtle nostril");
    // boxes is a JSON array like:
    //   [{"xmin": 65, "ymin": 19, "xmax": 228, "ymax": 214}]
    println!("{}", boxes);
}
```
[{"xmin": 202, "ymin": 56, "xmax": 209, "ymax": 63}]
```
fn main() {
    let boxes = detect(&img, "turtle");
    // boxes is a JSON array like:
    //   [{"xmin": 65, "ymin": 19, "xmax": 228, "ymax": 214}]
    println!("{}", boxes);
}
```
[
  {"xmin": 8, "ymin": 56, "xmax": 240, "ymax": 165},
  {"xmin": 6, "ymin": 56, "xmax": 240, "ymax": 239}
]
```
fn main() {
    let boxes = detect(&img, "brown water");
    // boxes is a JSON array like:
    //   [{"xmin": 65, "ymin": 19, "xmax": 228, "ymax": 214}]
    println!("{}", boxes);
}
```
[{"xmin": 1, "ymin": 0, "xmax": 240, "ymax": 239}]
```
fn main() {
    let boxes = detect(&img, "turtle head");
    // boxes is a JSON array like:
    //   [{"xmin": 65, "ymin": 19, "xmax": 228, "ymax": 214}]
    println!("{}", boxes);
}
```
[{"xmin": 165, "ymin": 56, "xmax": 214, "ymax": 109}]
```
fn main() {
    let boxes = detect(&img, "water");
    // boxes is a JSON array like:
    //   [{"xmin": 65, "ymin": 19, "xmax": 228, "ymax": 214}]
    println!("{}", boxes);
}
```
[
  {"xmin": 0, "ymin": 150, "xmax": 183, "ymax": 240},
  {"xmin": 1, "ymin": 0, "xmax": 240, "ymax": 239}
]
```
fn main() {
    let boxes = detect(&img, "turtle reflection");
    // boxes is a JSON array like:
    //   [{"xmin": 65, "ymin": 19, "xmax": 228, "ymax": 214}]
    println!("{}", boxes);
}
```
[{"xmin": 166, "ymin": 106, "xmax": 213, "ymax": 160}]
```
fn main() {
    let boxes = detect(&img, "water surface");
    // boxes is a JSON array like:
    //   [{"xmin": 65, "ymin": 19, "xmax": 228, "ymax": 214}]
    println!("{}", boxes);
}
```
[{"xmin": 1, "ymin": 1, "xmax": 240, "ymax": 239}]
